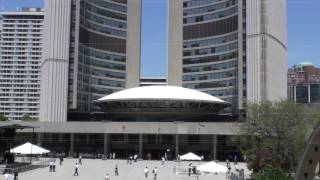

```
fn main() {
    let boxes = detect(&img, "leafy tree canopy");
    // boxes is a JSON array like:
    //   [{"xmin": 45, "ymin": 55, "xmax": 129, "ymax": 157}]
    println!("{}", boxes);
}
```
[{"xmin": 235, "ymin": 101, "xmax": 320, "ymax": 176}]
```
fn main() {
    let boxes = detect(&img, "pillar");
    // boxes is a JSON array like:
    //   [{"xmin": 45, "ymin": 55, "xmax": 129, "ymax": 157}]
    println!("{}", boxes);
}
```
[
  {"xmin": 308, "ymin": 85, "xmax": 311, "ymax": 103},
  {"xmin": 86, "ymin": 134, "xmax": 90, "ymax": 144},
  {"xmin": 37, "ymin": 133, "xmax": 42, "ymax": 146},
  {"xmin": 175, "ymin": 134, "xmax": 179, "ymax": 157},
  {"xmin": 103, "ymin": 133, "xmax": 108, "ymax": 155},
  {"xmin": 139, "ymin": 134, "xmax": 143, "ymax": 158},
  {"xmin": 294, "ymin": 86, "xmax": 297, "ymax": 102},
  {"xmin": 212, "ymin": 135, "xmax": 217, "ymax": 160},
  {"xmin": 69, "ymin": 133, "xmax": 74, "ymax": 157}
]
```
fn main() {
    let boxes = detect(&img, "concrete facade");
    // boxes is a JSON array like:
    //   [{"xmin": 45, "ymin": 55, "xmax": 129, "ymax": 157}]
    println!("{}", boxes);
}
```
[
  {"xmin": 39, "ymin": 0, "xmax": 71, "ymax": 122},
  {"xmin": 246, "ymin": 0, "xmax": 287, "ymax": 102},
  {"xmin": 0, "ymin": 8, "xmax": 44, "ymax": 120}
]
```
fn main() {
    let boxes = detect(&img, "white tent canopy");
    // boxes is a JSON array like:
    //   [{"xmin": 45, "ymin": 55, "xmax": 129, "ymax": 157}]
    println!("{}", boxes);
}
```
[
  {"xmin": 10, "ymin": 142, "xmax": 50, "ymax": 155},
  {"xmin": 180, "ymin": 152, "xmax": 202, "ymax": 161},
  {"xmin": 197, "ymin": 161, "xmax": 228, "ymax": 173}
]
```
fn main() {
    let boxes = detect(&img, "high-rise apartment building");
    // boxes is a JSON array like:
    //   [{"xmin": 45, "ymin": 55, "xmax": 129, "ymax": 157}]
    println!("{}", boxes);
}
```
[
  {"xmin": 288, "ymin": 63, "xmax": 320, "ymax": 104},
  {"xmin": 168, "ymin": 0, "xmax": 287, "ymax": 113},
  {"xmin": 0, "ymin": 8, "xmax": 43, "ymax": 121},
  {"xmin": 40, "ymin": 0, "xmax": 141, "ymax": 122}
]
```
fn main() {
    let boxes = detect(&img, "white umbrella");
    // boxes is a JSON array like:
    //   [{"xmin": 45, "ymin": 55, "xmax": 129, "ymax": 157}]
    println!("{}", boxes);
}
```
[
  {"xmin": 10, "ymin": 142, "xmax": 50, "ymax": 155},
  {"xmin": 180, "ymin": 152, "xmax": 202, "ymax": 161},
  {"xmin": 197, "ymin": 161, "xmax": 228, "ymax": 173}
]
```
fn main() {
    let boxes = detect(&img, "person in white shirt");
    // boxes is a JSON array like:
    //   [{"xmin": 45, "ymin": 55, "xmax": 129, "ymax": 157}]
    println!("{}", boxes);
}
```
[
  {"xmin": 152, "ymin": 167, "xmax": 158, "ymax": 180},
  {"xmin": 105, "ymin": 173, "xmax": 110, "ymax": 180},
  {"xmin": 73, "ymin": 162, "xmax": 79, "ymax": 176},
  {"xmin": 144, "ymin": 166, "xmax": 149, "ymax": 178},
  {"xmin": 4, "ymin": 173, "xmax": 10, "ymax": 180}
]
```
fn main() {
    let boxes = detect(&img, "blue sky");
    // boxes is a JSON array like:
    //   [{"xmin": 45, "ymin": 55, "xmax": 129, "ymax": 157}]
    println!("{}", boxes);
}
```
[{"xmin": 0, "ymin": 0, "xmax": 319, "ymax": 77}]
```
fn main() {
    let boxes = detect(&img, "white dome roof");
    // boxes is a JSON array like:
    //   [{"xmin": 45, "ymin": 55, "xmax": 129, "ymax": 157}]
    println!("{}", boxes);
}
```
[{"xmin": 97, "ymin": 86, "xmax": 226, "ymax": 103}]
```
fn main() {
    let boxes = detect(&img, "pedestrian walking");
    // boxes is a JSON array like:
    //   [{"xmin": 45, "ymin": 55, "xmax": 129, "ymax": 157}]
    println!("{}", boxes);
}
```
[
  {"xmin": 144, "ymin": 166, "xmax": 149, "ymax": 178},
  {"xmin": 161, "ymin": 156, "xmax": 165, "ymax": 165},
  {"xmin": 59, "ymin": 156, "xmax": 63, "ymax": 165},
  {"xmin": 115, "ymin": 164, "xmax": 119, "ymax": 176},
  {"xmin": 4, "ymin": 172, "xmax": 9, "ymax": 180},
  {"xmin": 49, "ymin": 160, "xmax": 53, "ymax": 172},
  {"xmin": 234, "ymin": 155, "xmax": 237, "ymax": 165},
  {"xmin": 188, "ymin": 166, "xmax": 192, "ymax": 176},
  {"xmin": 13, "ymin": 168, "xmax": 18, "ymax": 180},
  {"xmin": 74, "ymin": 162, "xmax": 79, "ymax": 176},
  {"xmin": 105, "ymin": 173, "xmax": 110, "ymax": 180},
  {"xmin": 79, "ymin": 155, "xmax": 82, "ymax": 165},
  {"xmin": 53, "ymin": 160, "xmax": 56, "ymax": 172},
  {"xmin": 152, "ymin": 167, "xmax": 158, "ymax": 180}
]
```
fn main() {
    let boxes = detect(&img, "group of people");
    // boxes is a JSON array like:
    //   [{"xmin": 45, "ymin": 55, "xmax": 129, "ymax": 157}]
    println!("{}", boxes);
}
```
[
  {"xmin": 48, "ymin": 159, "xmax": 57, "ymax": 172},
  {"xmin": 3, "ymin": 169, "xmax": 18, "ymax": 180},
  {"xmin": 127, "ymin": 154, "xmax": 138, "ymax": 164},
  {"xmin": 144, "ymin": 166, "xmax": 158, "ymax": 179}
]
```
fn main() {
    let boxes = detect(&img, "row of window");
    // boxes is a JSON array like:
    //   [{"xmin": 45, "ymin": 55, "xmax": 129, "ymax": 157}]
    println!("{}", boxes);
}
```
[
  {"xmin": 183, "ymin": 60, "xmax": 237, "ymax": 73},
  {"xmin": 88, "ymin": 0, "xmax": 127, "ymax": 13},
  {"xmin": 183, "ymin": 6, "xmax": 237, "ymax": 24},
  {"xmin": 2, "ymin": 38, "xmax": 42, "ymax": 41},
  {"xmin": 92, "ymin": 78, "xmax": 125, "ymax": 88},
  {"xmin": 183, "ymin": 42, "xmax": 238, "ymax": 57},
  {"xmin": 183, "ymin": 32, "xmax": 237, "ymax": 49},
  {"xmin": 1, "ymin": 52, "xmax": 41, "ymax": 55},
  {"xmin": 183, "ymin": 70, "xmax": 236, "ymax": 81},
  {"xmin": 91, "ymin": 87, "xmax": 118, "ymax": 95},
  {"xmin": 183, "ymin": 79, "xmax": 236, "ymax": 89},
  {"xmin": 83, "ymin": 9, "xmax": 127, "ymax": 30},
  {"xmin": 79, "ymin": 44, "xmax": 126, "ymax": 63},
  {"xmin": 0, "ymin": 70, "xmax": 39, "ymax": 73},
  {"xmin": 0, "ymin": 84, "xmax": 39, "ymax": 88},
  {"xmin": 0, "ymin": 75, "xmax": 39, "ymax": 78},
  {"xmin": 83, "ymin": 1, "xmax": 127, "ymax": 21},
  {"xmin": 0, "ymin": 93, "xmax": 39, "ymax": 97},
  {"xmin": 91, "ymin": 68, "xmax": 126, "ymax": 79},
  {"xmin": 80, "ymin": 54, "xmax": 126, "ymax": 71},
  {"xmin": 183, "ymin": 51, "xmax": 237, "ymax": 65},
  {"xmin": 81, "ymin": 17, "xmax": 127, "ymax": 37},
  {"xmin": 184, "ymin": 0, "xmax": 236, "ymax": 16},
  {"xmin": 204, "ymin": 88, "xmax": 236, "ymax": 97},
  {"xmin": 0, "ymin": 89, "xmax": 39, "ymax": 92},
  {"xmin": 183, "ymin": 0, "xmax": 225, "ymax": 8},
  {"xmin": 0, "ymin": 60, "xmax": 40, "ymax": 63},
  {"xmin": 3, "ymin": 20, "xmax": 42, "ymax": 23}
]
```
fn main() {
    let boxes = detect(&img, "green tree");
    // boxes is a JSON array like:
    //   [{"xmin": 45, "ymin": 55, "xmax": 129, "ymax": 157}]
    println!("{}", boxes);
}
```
[
  {"xmin": 22, "ymin": 114, "xmax": 33, "ymax": 121},
  {"xmin": 235, "ymin": 101, "xmax": 319, "ymax": 176},
  {"xmin": 0, "ymin": 113, "xmax": 8, "ymax": 121}
]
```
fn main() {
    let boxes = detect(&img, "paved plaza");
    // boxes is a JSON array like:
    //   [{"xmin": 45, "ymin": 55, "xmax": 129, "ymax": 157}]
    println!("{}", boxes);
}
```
[{"xmin": 16, "ymin": 159, "xmax": 250, "ymax": 180}]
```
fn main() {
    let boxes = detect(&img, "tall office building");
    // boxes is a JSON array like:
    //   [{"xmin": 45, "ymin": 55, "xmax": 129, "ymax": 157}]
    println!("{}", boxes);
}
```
[
  {"xmin": 40, "ymin": 0, "xmax": 141, "ymax": 122},
  {"xmin": 168, "ymin": 0, "xmax": 287, "ymax": 113},
  {"xmin": 0, "ymin": 8, "xmax": 43, "ymax": 121}
]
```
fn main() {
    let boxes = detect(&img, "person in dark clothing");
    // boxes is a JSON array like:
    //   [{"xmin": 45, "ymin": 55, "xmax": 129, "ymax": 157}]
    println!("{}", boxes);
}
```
[
  {"xmin": 115, "ymin": 164, "xmax": 119, "ymax": 176},
  {"xmin": 14, "ymin": 168, "xmax": 18, "ymax": 180},
  {"xmin": 188, "ymin": 166, "xmax": 191, "ymax": 176},
  {"xmin": 59, "ymin": 156, "xmax": 63, "ymax": 165}
]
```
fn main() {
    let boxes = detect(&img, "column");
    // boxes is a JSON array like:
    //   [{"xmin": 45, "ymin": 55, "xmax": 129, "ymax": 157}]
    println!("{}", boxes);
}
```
[
  {"xmin": 212, "ymin": 135, "xmax": 217, "ymax": 160},
  {"xmin": 70, "ymin": 133, "xmax": 74, "ymax": 157},
  {"xmin": 308, "ymin": 85, "xmax": 311, "ymax": 103},
  {"xmin": 175, "ymin": 134, "xmax": 179, "ymax": 158},
  {"xmin": 37, "ymin": 133, "xmax": 42, "ymax": 146},
  {"xmin": 103, "ymin": 134, "xmax": 108, "ymax": 155},
  {"xmin": 294, "ymin": 86, "xmax": 297, "ymax": 102},
  {"xmin": 139, "ymin": 134, "xmax": 143, "ymax": 158},
  {"xmin": 86, "ymin": 134, "xmax": 90, "ymax": 144}
]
